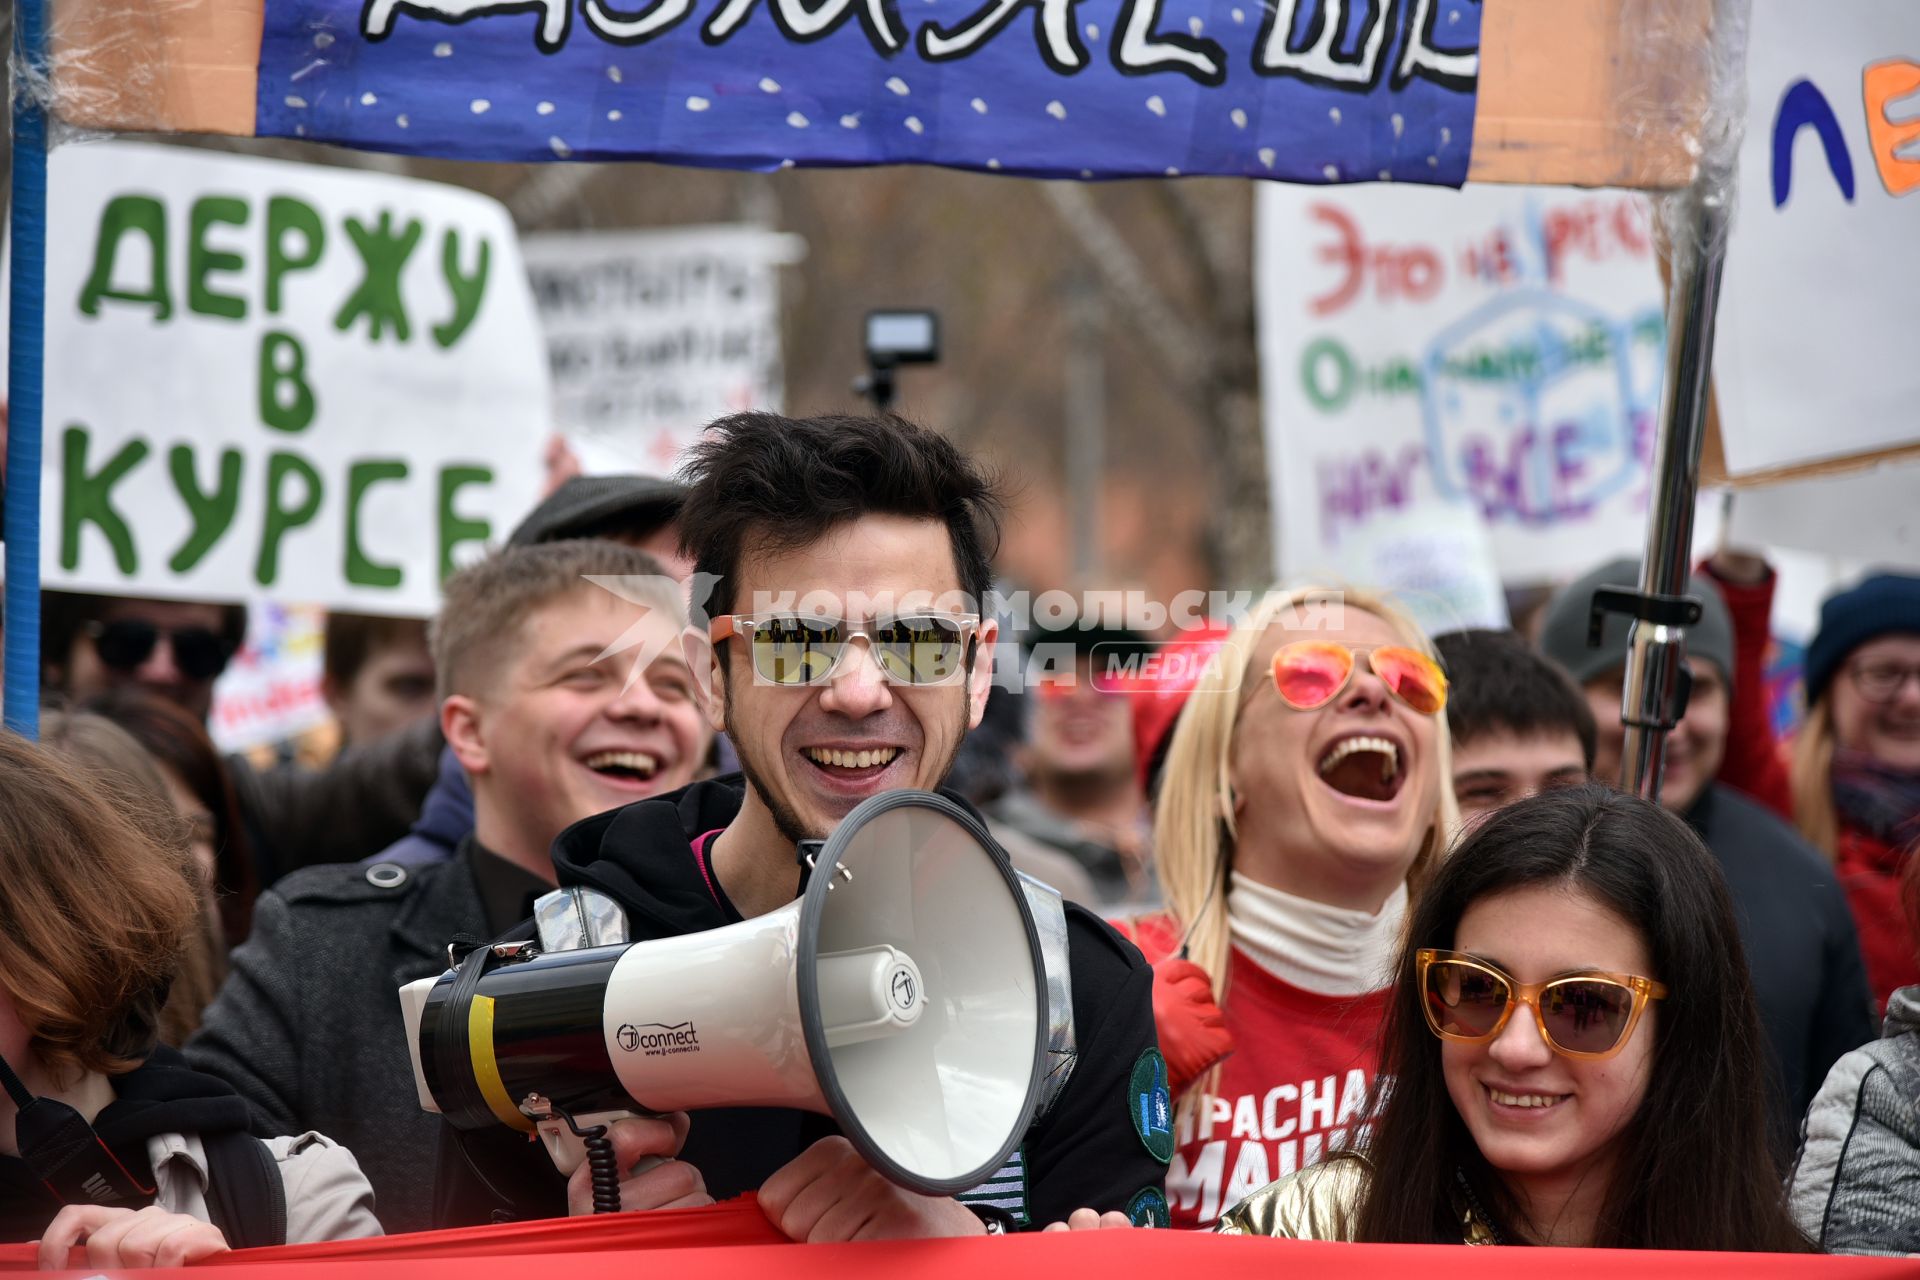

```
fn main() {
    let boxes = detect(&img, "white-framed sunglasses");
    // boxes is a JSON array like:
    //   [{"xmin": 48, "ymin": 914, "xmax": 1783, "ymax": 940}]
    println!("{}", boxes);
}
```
[{"xmin": 708, "ymin": 612, "xmax": 980, "ymax": 686}]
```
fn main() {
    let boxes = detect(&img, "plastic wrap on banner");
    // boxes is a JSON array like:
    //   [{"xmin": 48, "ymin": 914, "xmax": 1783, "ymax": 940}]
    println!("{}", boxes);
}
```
[
  {"xmin": 1620, "ymin": 0, "xmax": 1751, "ymax": 255},
  {"xmin": 17, "ymin": 0, "xmax": 243, "ymax": 148}
]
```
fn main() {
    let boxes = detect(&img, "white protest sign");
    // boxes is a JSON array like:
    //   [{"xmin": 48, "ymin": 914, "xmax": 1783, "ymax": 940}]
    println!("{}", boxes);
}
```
[
  {"xmin": 1257, "ymin": 182, "xmax": 1670, "ymax": 589},
  {"xmin": 11, "ymin": 141, "xmax": 547, "ymax": 615},
  {"xmin": 523, "ymin": 226, "xmax": 802, "ymax": 477},
  {"xmin": 1714, "ymin": 3, "xmax": 1920, "ymax": 477},
  {"xmin": 1335, "ymin": 504, "xmax": 1510, "ymax": 637},
  {"xmin": 1723, "ymin": 460, "xmax": 1920, "ymax": 572}
]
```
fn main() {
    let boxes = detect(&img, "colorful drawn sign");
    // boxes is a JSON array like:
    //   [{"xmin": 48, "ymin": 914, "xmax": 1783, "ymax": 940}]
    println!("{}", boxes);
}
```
[
  {"xmin": 1714, "ymin": 1, "xmax": 1920, "ymax": 476},
  {"xmin": 1256, "ymin": 182, "xmax": 1670, "ymax": 587},
  {"xmin": 522, "ymin": 226, "xmax": 803, "ymax": 476},
  {"xmin": 208, "ymin": 602, "xmax": 333, "ymax": 752},
  {"xmin": 255, "ymin": 0, "xmax": 1480, "ymax": 183},
  {"xmin": 2, "ymin": 142, "xmax": 548, "ymax": 615}
]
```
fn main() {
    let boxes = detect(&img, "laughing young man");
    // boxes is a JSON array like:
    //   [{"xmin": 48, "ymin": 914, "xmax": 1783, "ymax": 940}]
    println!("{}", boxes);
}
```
[
  {"xmin": 186, "ymin": 542, "xmax": 710, "ymax": 1232},
  {"xmin": 1433, "ymin": 629, "xmax": 1595, "ymax": 827},
  {"xmin": 438, "ymin": 413, "xmax": 1169, "ymax": 1237}
]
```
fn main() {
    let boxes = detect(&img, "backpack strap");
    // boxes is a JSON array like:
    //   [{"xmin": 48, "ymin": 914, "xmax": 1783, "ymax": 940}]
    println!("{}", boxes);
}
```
[{"xmin": 200, "ymin": 1131, "xmax": 289, "ymax": 1250}]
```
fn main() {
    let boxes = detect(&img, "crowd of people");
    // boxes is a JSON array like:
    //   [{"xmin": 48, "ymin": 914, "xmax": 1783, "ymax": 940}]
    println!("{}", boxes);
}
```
[{"xmin": 2, "ymin": 411, "xmax": 1917, "ymax": 1266}]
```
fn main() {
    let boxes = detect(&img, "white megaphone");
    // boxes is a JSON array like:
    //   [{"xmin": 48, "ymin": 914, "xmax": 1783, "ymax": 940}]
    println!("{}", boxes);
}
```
[{"xmin": 398, "ymin": 790, "xmax": 1047, "ymax": 1198}]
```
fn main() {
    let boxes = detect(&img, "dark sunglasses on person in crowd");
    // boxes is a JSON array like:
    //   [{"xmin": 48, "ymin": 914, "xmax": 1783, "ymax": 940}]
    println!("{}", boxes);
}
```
[
  {"xmin": 1416, "ymin": 949, "xmax": 1667, "ymax": 1061},
  {"xmin": 85, "ymin": 619, "xmax": 234, "ymax": 682},
  {"xmin": 1270, "ymin": 640, "xmax": 1449, "ymax": 716},
  {"xmin": 709, "ymin": 612, "xmax": 978, "ymax": 686}
]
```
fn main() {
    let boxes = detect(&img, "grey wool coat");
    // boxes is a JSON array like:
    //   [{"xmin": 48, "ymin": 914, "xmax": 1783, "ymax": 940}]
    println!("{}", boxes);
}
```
[{"xmin": 185, "ymin": 854, "xmax": 486, "ymax": 1234}]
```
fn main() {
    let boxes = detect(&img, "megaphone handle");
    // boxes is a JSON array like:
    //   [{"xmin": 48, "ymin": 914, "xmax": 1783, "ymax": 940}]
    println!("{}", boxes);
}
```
[
  {"xmin": 537, "ymin": 1116, "xmax": 591, "ymax": 1176},
  {"xmin": 537, "ymin": 1109, "xmax": 658, "ymax": 1214}
]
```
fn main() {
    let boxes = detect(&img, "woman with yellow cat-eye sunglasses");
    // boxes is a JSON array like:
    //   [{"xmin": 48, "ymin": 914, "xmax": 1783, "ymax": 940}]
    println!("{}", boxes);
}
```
[
  {"xmin": 1214, "ymin": 784, "xmax": 1811, "ymax": 1253},
  {"xmin": 1416, "ymin": 950, "xmax": 1666, "ymax": 1061}
]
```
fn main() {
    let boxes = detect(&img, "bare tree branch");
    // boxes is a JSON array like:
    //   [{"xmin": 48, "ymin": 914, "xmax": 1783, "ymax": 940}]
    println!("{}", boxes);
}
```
[
  {"xmin": 507, "ymin": 163, "xmax": 608, "ymax": 229},
  {"xmin": 1039, "ymin": 181, "xmax": 1207, "ymax": 401},
  {"xmin": 1045, "ymin": 178, "xmax": 1269, "ymax": 586}
]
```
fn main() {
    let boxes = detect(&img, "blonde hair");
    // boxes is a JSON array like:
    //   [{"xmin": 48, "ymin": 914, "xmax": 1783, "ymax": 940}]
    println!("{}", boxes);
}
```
[
  {"xmin": 1148, "ymin": 586, "xmax": 1460, "ymax": 1118},
  {"xmin": 431, "ymin": 540, "xmax": 684, "ymax": 702},
  {"xmin": 1789, "ymin": 695, "xmax": 1840, "ymax": 857}
]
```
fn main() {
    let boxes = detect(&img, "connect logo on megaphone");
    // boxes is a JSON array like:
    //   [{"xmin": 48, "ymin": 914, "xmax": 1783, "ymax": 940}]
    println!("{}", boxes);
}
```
[
  {"xmin": 888, "ymin": 966, "xmax": 917, "ymax": 1012},
  {"xmin": 617, "ymin": 1022, "xmax": 702, "ymax": 1057}
]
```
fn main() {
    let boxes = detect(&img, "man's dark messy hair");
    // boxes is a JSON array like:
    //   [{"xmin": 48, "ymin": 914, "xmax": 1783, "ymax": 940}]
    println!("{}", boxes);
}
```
[
  {"xmin": 1435, "ymin": 628, "xmax": 1598, "ymax": 768},
  {"xmin": 678, "ymin": 412, "xmax": 1006, "ymax": 621}
]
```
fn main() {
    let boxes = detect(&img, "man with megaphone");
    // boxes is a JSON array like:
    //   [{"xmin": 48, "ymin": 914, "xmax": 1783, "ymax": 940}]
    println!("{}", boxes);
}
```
[{"xmin": 426, "ymin": 413, "xmax": 1170, "ymax": 1238}]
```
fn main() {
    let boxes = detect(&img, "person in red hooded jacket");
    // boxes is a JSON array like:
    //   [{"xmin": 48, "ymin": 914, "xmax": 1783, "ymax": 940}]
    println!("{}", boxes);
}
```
[{"xmin": 1707, "ymin": 556, "xmax": 1920, "ymax": 1011}]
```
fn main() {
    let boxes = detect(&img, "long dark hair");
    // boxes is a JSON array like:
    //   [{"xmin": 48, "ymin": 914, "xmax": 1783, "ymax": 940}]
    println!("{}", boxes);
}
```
[{"xmin": 1353, "ymin": 783, "xmax": 1808, "ymax": 1251}]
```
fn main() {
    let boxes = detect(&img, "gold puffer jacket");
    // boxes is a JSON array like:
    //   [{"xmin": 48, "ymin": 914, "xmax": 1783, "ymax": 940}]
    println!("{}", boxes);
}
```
[{"xmin": 1213, "ymin": 1158, "xmax": 1496, "ymax": 1245}]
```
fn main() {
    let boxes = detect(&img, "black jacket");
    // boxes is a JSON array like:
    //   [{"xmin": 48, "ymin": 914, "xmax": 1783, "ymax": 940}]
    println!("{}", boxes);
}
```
[
  {"xmin": 229, "ymin": 716, "xmax": 445, "ymax": 887},
  {"xmin": 186, "ymin": 847, "xmax": 491, "ymax": 1233},
  {"xmin": 435, "ymin": 776, "xmax": 1167, "ymax": 1230},
  {"xmin": 0, "ymin": 1048, "xmax": 259, "ymax": 1242},
  {"xmin": 1688, "ymin": 783, "xmax": 1875, "ymax": 1157}
]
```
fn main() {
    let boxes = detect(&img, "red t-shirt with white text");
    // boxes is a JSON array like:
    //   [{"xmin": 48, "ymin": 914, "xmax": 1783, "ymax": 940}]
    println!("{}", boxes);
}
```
[{"xmin": 1125, "ymin": 916, "xmax": 1388, "ymax": 1229}]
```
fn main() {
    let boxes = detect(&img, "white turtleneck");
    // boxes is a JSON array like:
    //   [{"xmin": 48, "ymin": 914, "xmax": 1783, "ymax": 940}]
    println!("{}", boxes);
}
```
[{"xmin": 1227, "ymin": 871, "xmax": 1408, "ymax": 997}]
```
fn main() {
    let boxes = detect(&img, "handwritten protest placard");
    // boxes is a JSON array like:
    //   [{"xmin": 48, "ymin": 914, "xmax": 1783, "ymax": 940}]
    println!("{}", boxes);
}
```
[
  {"xmin": 1712, "ymin": 1, "xmax": 1920, "ymax": 478},
  {"xmin": 254, "ymin": 0, "xmax": 1479, "ymax": 183},
  {"xmin": 209, "ymin": 602, "xmax": 332, "ymax": 751},
  {"xmin": 523, "ymin": 226, "xmax": 802, "ymax": 476},
  {"xmin": 4, "ymin": 141, "xmax": 547, "ymax": 615},
  {"xmin": 1256, "ymin": 181, "xmax": 1671, "ymax": 588}
]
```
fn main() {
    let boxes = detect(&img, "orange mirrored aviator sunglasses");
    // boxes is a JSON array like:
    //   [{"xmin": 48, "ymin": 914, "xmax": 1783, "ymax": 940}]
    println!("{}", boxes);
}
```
[
  {"xmin": 1416, "ymin": 949, "xmax": 1668, "ymax": 1061},
  {"xmin": 1270, "ymin": 641, "xmax": 1448, "ymax": 716}
]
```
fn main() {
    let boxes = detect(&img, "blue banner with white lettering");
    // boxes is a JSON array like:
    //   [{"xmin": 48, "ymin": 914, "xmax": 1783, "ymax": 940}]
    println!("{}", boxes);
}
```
[{"xmin": 259, "ymin": 0, "xmax": 1480, "ymax": 183}]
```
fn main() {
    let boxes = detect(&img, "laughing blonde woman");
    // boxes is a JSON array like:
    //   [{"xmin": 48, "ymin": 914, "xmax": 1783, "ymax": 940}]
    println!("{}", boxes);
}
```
[{"xmin": 1118, "ymin": 587, "xmax": 1457, "ymax": 1229}]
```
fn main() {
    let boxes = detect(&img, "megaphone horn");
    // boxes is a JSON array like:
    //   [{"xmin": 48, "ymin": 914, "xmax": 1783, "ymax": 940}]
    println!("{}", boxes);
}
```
[{"xmin": 400, "ymin": 790, "xmax": 1047, "ymax": 1197}]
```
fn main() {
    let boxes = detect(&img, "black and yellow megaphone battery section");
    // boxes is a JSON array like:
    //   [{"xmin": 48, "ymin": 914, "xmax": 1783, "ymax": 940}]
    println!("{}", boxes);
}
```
[{"xmin": 469, "ymin": 994, "xmax": 535, "ymax": 1132}]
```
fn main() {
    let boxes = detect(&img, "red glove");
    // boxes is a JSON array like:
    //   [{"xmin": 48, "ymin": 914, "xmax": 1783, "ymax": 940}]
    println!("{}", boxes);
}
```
[{"xmin": 1152, "ymin": 957, "xmax": 1234, "ymax": 1097}]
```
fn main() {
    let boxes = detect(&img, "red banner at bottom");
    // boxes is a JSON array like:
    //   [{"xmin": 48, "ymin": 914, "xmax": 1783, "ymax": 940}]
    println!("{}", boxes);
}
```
[{"xmin": 5, "ymin": 1197, "xmax": 1917, "ymax": 1277}]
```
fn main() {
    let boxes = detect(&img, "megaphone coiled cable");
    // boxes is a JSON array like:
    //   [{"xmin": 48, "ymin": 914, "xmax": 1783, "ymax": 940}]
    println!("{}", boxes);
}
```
[{"xmin": 557, "ymin": 1107, "xmax": 622, "ymax": 1214}]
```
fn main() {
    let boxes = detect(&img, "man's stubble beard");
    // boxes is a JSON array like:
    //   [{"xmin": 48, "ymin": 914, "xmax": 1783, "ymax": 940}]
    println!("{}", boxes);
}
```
[
  {"xmin": 732, "ymin": 733, "xmax": 818, "ymax": 848},
  {"xmin": 723, "ymin": 677, "xmax": 970, "ymax": 851}
]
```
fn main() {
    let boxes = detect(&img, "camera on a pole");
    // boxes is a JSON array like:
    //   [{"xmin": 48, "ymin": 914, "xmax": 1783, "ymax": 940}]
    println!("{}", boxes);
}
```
[{"xmin": 854, "ymin": 310, "xmax": 939, "ymax": 411}]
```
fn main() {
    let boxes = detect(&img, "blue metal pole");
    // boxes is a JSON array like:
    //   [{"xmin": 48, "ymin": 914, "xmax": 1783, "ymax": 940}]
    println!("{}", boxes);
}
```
[{"xmin": 4, "ymin": 0, "xmax": 51, "ymax": 738}]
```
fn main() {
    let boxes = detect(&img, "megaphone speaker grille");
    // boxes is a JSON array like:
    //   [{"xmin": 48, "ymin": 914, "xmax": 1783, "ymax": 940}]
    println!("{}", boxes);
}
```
[{"xmin": 797, "ymin": 791, "xmax": 1045, "ymax": 1197}]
